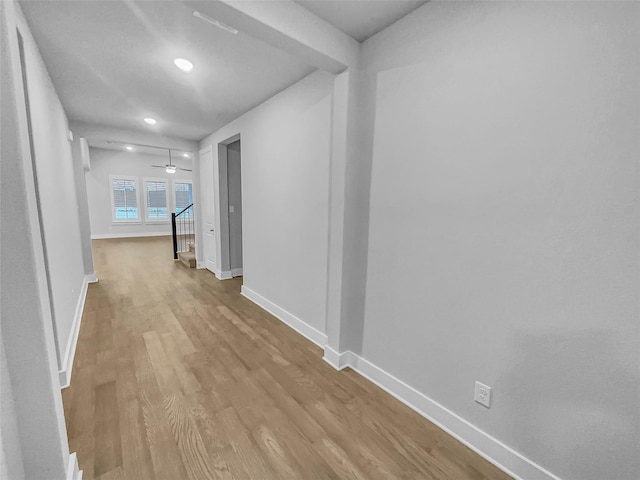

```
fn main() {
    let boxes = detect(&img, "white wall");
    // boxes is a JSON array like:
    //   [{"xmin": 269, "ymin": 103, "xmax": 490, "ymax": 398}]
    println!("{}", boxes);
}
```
[
  {"xmin": 199, "ymin": 70, "xmax": 333, "ymax": 337},
  {"xmin": 86, "ymin": 147, "xmax": 193, "ymax": 238},
  {"xmin": 0, "ymin": 344, "xmax": 24, "ymax": 480},
  {"xmin": 360, "ymin": 2, "xmax": 639, "ymax": 480},
  {"xmin": 1, "ymin": 1, "xmax": 77, "ymax": 478},
  {"xmin": 18, "ymin": 0, "xmax": 88, "ymax": 374}
]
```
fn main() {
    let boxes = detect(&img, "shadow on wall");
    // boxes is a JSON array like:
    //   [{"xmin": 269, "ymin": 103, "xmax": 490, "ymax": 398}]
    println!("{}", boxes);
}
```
[
  {"xmin": 341, "ymin": 68, "xmax": 378, "ymax": 356},
  {"xmin": 504, "ymin": 329, "xmax": 640, "ymax": 480}
]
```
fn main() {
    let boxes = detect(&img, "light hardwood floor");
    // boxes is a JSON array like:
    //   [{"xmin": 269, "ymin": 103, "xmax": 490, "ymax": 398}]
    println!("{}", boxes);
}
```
[{"xmin": 63, "ymin": 237, "xmax": 512, "ymax": 480}]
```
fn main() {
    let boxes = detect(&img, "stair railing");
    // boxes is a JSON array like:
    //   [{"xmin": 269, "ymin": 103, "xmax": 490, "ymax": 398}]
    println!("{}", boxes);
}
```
[{"xmin": 172, "ymin": 203, "xmax": 194, "ymax": 260}]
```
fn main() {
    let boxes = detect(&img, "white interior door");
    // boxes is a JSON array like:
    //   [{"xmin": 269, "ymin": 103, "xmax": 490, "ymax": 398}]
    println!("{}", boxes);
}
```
[{"xmin": 199, "ymin": 146, "xmax": 216, "ymax": 272}]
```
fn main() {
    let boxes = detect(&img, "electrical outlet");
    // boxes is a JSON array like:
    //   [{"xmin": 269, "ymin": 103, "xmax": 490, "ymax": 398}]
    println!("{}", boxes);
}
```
[{"xmin": 474, "ymin": 381, "xmax": 491, "ymax": 408}]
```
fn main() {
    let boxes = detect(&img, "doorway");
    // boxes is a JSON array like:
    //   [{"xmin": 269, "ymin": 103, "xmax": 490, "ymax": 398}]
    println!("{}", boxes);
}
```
[
  {"xmin": 216, "ymin": 134, "xmax": 243, "ymax": 278},
  {"xmin": 226, "ymin": 140, "xmax": 243, "ymax": 277}
]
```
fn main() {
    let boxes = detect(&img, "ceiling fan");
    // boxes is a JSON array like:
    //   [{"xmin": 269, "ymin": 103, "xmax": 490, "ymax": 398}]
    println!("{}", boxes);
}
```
[
  {"xmin": 105, "ymin": 140, "xmax": 192, "ymax": 173},
  {"xmin": 152, "ymin": 149, "xmax": 192, "ymax": 174}
]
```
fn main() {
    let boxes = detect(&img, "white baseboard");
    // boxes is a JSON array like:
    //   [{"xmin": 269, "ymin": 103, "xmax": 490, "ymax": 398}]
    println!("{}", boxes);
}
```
[
  {"xmin": 322, "ymin": 346, "xmax": 354, "ymax": 370},
  {"xmin": 215, "ymin": 269, "xmax": 242, "ymax": 279},
  {"xmin": 59, "ymin": 275, "xmax": 91, "ymax": 389},
  {"xmin": 66, "ymin": 452, "xmax": 82, "ymax": 480},
  {"xmin": 231, "ymin": 268, "xmax": 243, "ymax": 277},
  {"xmin": 324, "ymin": 348, "xmax": 561, "ymax": 480},
  {"xmin": 91, "ymin": 232, "xmax": 171, "ymax": 239},
  {"xmin": 241, "ymin": 285, "xmax": 328, "ymax": 348},
  {"xmin": 215, "ymin": 270, "xmax": 232, "ymax": 280},
  {"xmin": 86, "ymin": 273, "xmax": 98, "ymax": 283}
]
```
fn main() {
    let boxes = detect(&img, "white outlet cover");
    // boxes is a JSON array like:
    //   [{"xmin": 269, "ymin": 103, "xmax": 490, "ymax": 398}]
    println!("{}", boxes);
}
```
[{"xmin": 474, "ymin": 381, "xmax": 492, "ymax": 408}]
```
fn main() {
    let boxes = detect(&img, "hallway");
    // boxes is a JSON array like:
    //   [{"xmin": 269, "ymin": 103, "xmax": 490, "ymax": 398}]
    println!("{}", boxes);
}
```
[{"xmin": 63, "ymin": 236, "xmax": 511, "ymax": 480}]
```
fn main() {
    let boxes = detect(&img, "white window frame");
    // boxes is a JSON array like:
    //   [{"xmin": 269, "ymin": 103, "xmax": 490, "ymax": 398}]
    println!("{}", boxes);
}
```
[
  {"xmin": 109, "ymin": 174, "xmax": 141, "ymax": 223},
  {"xmin": 172, "ymin": 179, "xmax": 194, "ymax": 217},
  {"xmin": 143, "ymin": 177, "xmax": 170, "ymax": 224}
]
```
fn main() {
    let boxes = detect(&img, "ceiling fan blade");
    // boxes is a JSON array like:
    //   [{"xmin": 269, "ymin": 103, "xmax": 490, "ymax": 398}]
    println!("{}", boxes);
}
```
[
  {"xmin": 177, "ymin": 168, "xmax": 192, "ymax": 172},
  {"xmin": 151, "ymin": 165, "xmax": 165, "ymax": 168}
]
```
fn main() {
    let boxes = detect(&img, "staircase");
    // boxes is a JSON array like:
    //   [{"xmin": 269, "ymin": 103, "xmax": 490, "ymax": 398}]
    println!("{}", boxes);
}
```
[
  {"xmin": 179, "ymin": 242, "xmax": 196, "ymax": 268},
  {"xmin": 172, "ymin": 203, "xmax": 195, "ymax": 267}
]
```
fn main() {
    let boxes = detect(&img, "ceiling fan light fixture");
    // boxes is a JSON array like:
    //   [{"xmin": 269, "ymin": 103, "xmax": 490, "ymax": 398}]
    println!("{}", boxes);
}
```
[
  {"xmin": 166, "ymin": 165, "xmax": 177, "ymax": 174},
  {"xmin": 183, "ymin": 153, "xmax": 189, "ymax": 158},
  {"xmin": 144, "ymin": 117, "xmax": 157, "ymax": 125},
  {"xmin": 125, "ymin": 146, "xmax": 134, "ymax": 151},
  {"xmin": 174, "ymin": 58, "xmax": 194, "ymax": 72}
]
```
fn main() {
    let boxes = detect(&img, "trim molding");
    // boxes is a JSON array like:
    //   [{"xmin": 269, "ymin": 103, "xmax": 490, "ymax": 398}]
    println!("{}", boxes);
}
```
[
  {"xmin": 215, "ymin": 269, "xmax": 243, "ymax": 279},
  {"xmin": 322, "ymin": 346, "xmax": 354, "ymax": 370},
  {"xmin": 59, "ymin": 275, "xmax": 92, "ymax": 389},
  {"xmin": 91, "ymin": 232, "xmax": 171, "ymax": 239},
  {"xmin": 323, "ymin": 348, "xmax": 562, "ymax": 480},
  {"xmin": 241, "ymin": 285, "xmax": 328, "ymax": 348},
  {"xmin": 66, "ymin": 451, "xmax": 82, "ymax": 480},
  {"xmin": 215, "ymin": 269, "xmax": 232, "ymax": 280}
]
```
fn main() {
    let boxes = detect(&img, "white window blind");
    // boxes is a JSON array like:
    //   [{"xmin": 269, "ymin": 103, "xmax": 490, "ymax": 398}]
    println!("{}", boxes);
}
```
[
  {"xmin": 111, "ymin": 177, "xmax": 139, "ymax": 220},
  {"xmin": 174, "ymin": 182, "xmax": 193, "ymax": 216},
  {"xmin": 145, "ymin": 179, "xmax": 168, "ymax": 220}
]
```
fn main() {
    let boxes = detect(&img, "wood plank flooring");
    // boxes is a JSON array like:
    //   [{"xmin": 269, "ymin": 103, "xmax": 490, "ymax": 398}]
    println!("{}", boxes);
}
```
[{"xmin": 63, "ymin": 237, "xmax": 512, "ymax": 480}]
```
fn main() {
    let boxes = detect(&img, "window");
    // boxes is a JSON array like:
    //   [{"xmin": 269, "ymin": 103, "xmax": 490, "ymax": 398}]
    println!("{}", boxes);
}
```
[
  {"xmin": 144, "ymin": 178, "xmax": 169, "ymax": 221},
  {"xmin": 174, "ymin": 181, "xmax": 193, "ymax": 217},
  {"xmin": 110, "ymin": 175, "xmax": 139, "ymax": 222}
]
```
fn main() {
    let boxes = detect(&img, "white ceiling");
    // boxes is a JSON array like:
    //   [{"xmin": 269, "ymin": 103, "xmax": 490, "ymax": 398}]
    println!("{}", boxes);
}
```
[
  {"xmin": 19, "ymin": 0, "xmax": 426, "ymax": 143},
  {"xmin": 19, "ymin": 0, "xmax": 315, "ymax": 141},
  {"xmin": 294, "ymin": 0, "xmax": 427, "ymax": 42}
]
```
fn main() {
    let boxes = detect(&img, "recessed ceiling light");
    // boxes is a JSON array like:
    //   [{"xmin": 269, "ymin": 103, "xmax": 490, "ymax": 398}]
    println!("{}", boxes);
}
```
[
  {"xmin": 144, "ymin": 117, "xmax": 157, "ymax": 125},
  {"xmin": 174, "ymin": 58, "xmax": 194, "ymax": 72},
  {"xmin": 183, "ymin": 153, "xmax": 189, "ymax": 158},
  {"xmin": 125, "ymin": 146, "xmax": 134, "ymax": 151}
]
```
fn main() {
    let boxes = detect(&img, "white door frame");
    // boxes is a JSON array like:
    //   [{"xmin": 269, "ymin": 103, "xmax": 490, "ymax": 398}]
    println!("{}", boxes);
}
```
[
  {"xmin": 215, "ymin": 133, "xmax": 241, "ymax": 279},
  {"xmin": 199, "ymin": 145, "xmax": 216, "ymax": 273}
]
